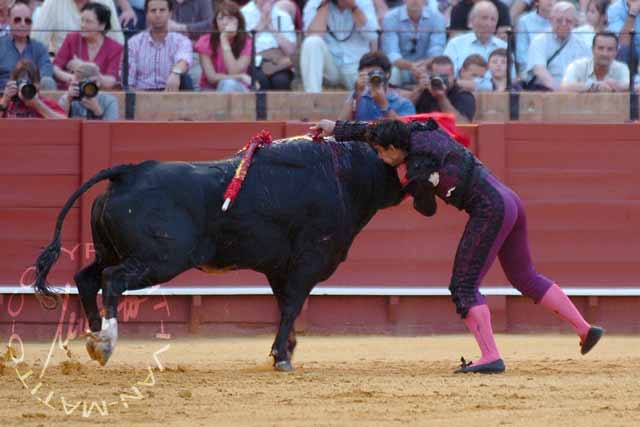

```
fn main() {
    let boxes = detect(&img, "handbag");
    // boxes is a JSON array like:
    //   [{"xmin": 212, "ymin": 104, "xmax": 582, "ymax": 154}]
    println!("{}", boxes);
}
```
[{"xmin": 260, "ymin": 48, "xmax": 293, "ymax": 77}]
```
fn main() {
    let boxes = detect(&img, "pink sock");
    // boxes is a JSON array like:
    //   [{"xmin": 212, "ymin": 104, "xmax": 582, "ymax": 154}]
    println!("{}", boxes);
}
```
[
  {"xmin": 464, "ymin": 304, "xmax": 501, "ymax": 365},
  {"xmin": 539, "ymin": 283, "xmax": 591, "ymax": 338}
]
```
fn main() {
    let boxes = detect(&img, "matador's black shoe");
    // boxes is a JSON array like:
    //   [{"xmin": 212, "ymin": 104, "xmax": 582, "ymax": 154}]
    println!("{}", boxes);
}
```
[
  {"xmin": 454, "ymin": 356, "xmax": 506, "ymax": 374},
  {"xmin": 580, "ymin": 326, "xmax": 605, "ymax": 355}
]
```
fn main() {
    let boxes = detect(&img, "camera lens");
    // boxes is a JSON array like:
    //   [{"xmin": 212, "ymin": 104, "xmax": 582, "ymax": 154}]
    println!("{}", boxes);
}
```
[
  {"xmin": 79, "ymin": 81, "xmax": 99, "ymax": 99},
  {"xmin": 18, "ymin": 81, "xmax": 37, "ymax": 100}
]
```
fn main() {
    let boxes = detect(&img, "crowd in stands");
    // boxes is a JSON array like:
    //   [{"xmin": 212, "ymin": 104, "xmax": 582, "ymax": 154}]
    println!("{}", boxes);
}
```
[{"xmin": 0, "ymin": 0, "xmax": 638, "ymax": 121}]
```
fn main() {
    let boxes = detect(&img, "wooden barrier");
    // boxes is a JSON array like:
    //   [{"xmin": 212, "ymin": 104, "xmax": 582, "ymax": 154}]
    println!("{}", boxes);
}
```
[
  {"xmin": 40, "ymin": 91, "xmax": 639, "ymax": 122},
  {"xmin": 0, "ymin": 121, "xmax": 638, "ymax": 335}
]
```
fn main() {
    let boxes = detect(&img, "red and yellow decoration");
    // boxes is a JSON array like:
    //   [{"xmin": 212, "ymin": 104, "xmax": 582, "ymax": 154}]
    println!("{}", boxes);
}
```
[{"xmin": 221, "ymin": 130, "xmax": 273, "ymax": 212}]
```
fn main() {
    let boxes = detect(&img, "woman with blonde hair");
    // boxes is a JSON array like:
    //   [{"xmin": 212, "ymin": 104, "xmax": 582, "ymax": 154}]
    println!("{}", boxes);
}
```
[{"xmin": 31, "ymin": 0, "xmax": 123, "ymax": 54}]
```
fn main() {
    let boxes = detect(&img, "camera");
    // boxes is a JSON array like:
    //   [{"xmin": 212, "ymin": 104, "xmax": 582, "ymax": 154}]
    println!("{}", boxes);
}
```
[
  {"xmin": 429, "ymin": 74, "xmax": 449, "ymax": 91},
  {"xmin": 13, "ymin": 79, "xmax": 37, "ymax": 101},
  {"xmin": 74, "ymin": 80, "xmax": 99, "ymax": 100},
  {"xmin": 368, "ymin": 70, "xmax": 387, "ymax": 88}
]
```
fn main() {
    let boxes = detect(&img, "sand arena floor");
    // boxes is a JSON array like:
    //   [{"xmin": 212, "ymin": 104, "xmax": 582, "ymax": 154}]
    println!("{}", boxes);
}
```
[{"xmin": 0, "ymin": 335, "xmax": 638, "ymax": 427}]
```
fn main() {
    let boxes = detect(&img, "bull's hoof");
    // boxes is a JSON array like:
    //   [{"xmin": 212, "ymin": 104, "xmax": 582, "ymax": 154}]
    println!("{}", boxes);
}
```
[
  {"xmin": 274, "ymin": 360, "xmax": 294, "ymax": 372},
  {"xmin": 85, "ymin": 336, "xmax": 98, "ymax": 362},
  {"xmin": 88, "ymin": 335, "xmax": 114, "ymax": 367}
]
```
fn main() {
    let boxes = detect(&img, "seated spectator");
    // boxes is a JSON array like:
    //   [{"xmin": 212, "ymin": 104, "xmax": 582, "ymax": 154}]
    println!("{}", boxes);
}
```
[
  {"xmin": 449, "ymin": 0, "xmax": 511, "ymax": 39},
  {"xmin": 0, "ymin": 0, "xmax": 12, "ymax": 37},
  {"xmin": 32, "ymin": 0, "xmax": 124, "ymax": 54},
  {"xmin": 515, "ymin": 0, "xmax": 554, "ymax": 78},
  {"xmin": 510, "ymin": 0, "xmax": 534, "ymax": 25},
  {"xmin": 561, "ymin": 31, "xmax": 629, "ymax": 92},
  {"xmin": 115, "ymin": 0, "xmax": 146, "ymax": 36},
  {"xmin": 457, "ymin": 53, "xmax": 488, "ymax": 91},
  {"xmin": 608, "ymin": 0, "xmax": 640, "ymax": 69},
  {"xmin": 408, "ymin": 55, "xmax": 476, "ymax": 123},
  {"xmin": 0, "ymin": 59, "xmax": 66, "ymax": 118},
  {"xmin": 476, "ymin": 47, "xmax": 523, "ymax": 91},
  {"xmin": 526, "ymin": 1, "xmax": 590, "ymax": 90},
  {"xmin": 195, "ymin": 0, "xmax": 252, "ymax": 92},
  {"xmin": 59, "ymin": 61, "xmax": 119, "ymax": 119},
  {"xmin": 301, "ymin": 0, "xmax": 379, "ymax": 92},
  {"xmin": 242, "ymin": 0, "xmax": 297, "ymax": 90},
  {"xmin": 443, "ymin": 1, "xmax": 507, "ymax": 75},
  {"xmin": 381, "ymin": 0, "xmax": 446, "ymax": 88},
  {"xmin": 338, "ymin": 51, "xmax": 415, "ymax": 121},
  {"xmin": 128, "ymin": 0, "xmax": 193, "ymax": 91},
  {"xmin": 0, "ymin": 1, "xmax": 54, "ymax": 91},
  {"xmin": 573, "ymin": 0, "xmax": 609, "ymax": 47},
  {"xmin": 53, "ymin": 2, "xmax": 123, "ymax": 90},
  {"xmin": 169, "ymin": 0, "xmax": 213, "ymax": 90}
]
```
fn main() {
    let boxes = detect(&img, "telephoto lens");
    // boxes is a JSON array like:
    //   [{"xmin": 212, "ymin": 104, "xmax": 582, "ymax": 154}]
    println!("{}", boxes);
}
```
[
  {"xmin": 78, "ymin": 80, "xmax": 99, "ymax": 99},
  {"xmin": 17, "ymin": 79, "xmax": 37, "ymax": 100},
  {"xmin": 368, "ymin": 70, "xmax": 386, "ymax": 88}
]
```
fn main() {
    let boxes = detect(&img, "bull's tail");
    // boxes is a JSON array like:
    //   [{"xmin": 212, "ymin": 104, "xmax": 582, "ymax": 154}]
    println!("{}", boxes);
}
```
[{"xmin": 33, "ymin": 164, "xmax": 134, "ymax": 309}]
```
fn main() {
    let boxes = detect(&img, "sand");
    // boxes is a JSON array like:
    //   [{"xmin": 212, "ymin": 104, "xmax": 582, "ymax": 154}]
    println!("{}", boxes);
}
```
[{"xmin": 1, "ymin": 335, "xmax": 639, "ymax": 426}]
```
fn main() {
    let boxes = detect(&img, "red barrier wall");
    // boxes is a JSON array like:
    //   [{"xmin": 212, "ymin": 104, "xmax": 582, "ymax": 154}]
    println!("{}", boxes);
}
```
[{"xmin": 0, "ymin": 121, "xmax": 638, "ymax": 336}]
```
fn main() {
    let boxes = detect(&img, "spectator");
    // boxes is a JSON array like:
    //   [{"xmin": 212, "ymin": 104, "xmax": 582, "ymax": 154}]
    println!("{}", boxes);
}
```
[
  {"xmin": 168, "ymin": 0, "xmax": 213, "ymax": 90},
  {"xmin": 242, "ymin": 0, "xmax": 297, "ymax": 90},
  {"xmin": 0, "ymin": 0, "xmax": 12, "ymax": 37},
  {"xmin": 381, "ymin": 0, "xmax": 446, "ymax": 88},
  {"xmin": 116, "ymin": 0, "xmax": 146, "ymax": 34},
  {"xmin": 443, "ymin": 1, "xmax": 507, "ymax": 75},
  {"xmin": 31, "ymin": 0, "xmax": 124, "ymax": 54},
  {"xmin": 476, "ymin": 47, "xmax": 523, "ymax": 91},
  {"xmin": 449, "ymin": 0, "xmax": 511, "ymax": 39},
  {"xmin": 0, "ymin": 59, "xmax": 66, "ymax": 118},
  {"xmin": 608, "ymin": 0, "xmax": 640, "ymax": 68},
  {"xmin": 53, "ymin": 2, "xmax": 123, "ymax": 90},
  {"xmin": 515, "ymin": 0, "xmax": 555, "ymax": 78},
  {"xmin": 409, "ymin": 55, "xmax": 476, "ymax": 122},
  {"xmin": 338, "ymin": 51, "xmax": 415, "ymax": 120},
  {"xmin": 573, "ymin": 0, "xmax": 609, "ymax": 47},
  {"xmin": 561, "ymin": 31, "xmax": 629, "ymax": 91},
  {"xmin": 301, "ymin": 0, "xmax": 379, "ymax": 92},
  {"xmin": 526, "ymin": 1, "xmax": 590, "ymax": 90},
  {"xmin": 195, "ymin": 0, "xmax": 252, "ymax": 91},
  {"xmin": 0, "ymin": 1, "xmax": 54, "ymax": 91},
  {"xmin": 128, "ymin": 0, "xmax": 193, "ymax": 90},
  {"xmin": 59, "ymin": 61, "xmax": 119, "ymax": 118},
  {"xmin": 457, "ymin": 53, "xmax": 488, "ymax": 91}
]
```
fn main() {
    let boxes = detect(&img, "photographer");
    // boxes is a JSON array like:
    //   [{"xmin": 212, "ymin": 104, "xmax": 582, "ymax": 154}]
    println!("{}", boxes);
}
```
[
  {"xmin": 0, "ymin": 59, "xmax": 66, "ymax": 119},
  {"xmin": 338, "ymin": 51, "xmax": 415, "ymax": 121},
  {"xmin": 59, "ymin": 62, "xmax": 119, "ymax": 120},
  {"xmin": 408, "ymin": 55, "xmax": 475, "ymax": 123}
]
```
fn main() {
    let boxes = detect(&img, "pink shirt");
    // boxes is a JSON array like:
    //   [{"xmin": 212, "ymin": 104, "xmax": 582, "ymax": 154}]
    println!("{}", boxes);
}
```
[
  {"xmin": 194, "ymin": 34, "xmax": 252, "ymax": 89},
  {"xmin": 54, "ymin": 32, "xmax": 123, "ymax": 89},
  {"xmin": 127, "ymin": 31, "xmax": 193, "ymax": 90}
]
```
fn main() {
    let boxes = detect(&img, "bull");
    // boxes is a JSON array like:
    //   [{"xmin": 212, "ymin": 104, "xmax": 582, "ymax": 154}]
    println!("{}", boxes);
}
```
[{"xmin": 32, "ymin": 135, "xmax": 404, "ymax": 371}]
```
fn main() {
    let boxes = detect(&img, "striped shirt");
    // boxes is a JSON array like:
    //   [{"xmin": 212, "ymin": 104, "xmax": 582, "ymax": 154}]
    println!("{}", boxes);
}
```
[{"xmin": 127, "ymin": 30, "xmax": 193, "ymax": 90}]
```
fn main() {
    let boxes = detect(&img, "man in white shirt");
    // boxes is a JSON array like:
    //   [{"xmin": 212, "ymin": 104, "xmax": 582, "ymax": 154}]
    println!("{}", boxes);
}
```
[
  {"xmin": 561, "ymin": 31, "xmax": 629, "ymax": 92},
  {"xmin": 242, "ymin": 0, "xmax": 297, "ymax": 90},
  {"xmin": 443, "ymin": 1, "xmax": 506, "ymax": 75},
  {"xmin": 301, "ymin": 0, "xmax": 379, "ymax": 92},
  {"xmin": 526, "ymin": 1, "xmax": 590, "ymax": 90}
]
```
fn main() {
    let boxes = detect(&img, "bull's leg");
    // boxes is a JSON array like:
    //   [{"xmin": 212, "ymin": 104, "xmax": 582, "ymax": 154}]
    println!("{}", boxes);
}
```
[
  {"xmin": 74, "ymin": 262, "xmax": 103, "ymax": 333},
  {"xmin": 89, "ymin": 258, "xmax": 150, "ymax": 366},
  {"xmin": 270, "ymin": 286, "xmax": 312, "ymax": 372},
  {"xmin": 268, "ymin": 275, "xmax": 299, "ymax": 359}
]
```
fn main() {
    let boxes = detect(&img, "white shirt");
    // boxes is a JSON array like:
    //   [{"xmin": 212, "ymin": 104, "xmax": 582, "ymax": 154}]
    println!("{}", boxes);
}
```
[
  {"xmin": 562, "ymin": 56, "xmax": 630, "ymax": 87},
  {"xmin": 443, "ymin": 31, "xmax": 507, "ymax": 75},
  {"xmin": 303, "ymin": 0, "xmax": 379, "ymax": 66},
  {"xmin": 241, "ymin": 1, "xmax": 296, "ymax": 67},
  {"xmin": 527, "ymin": 32, "xmax": 591, "ymax": 82}
]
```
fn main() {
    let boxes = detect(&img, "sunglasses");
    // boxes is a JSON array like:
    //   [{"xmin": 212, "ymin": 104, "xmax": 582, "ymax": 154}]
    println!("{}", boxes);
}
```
[{"xmin": 13, "ymin": 16, "xmax": 32, "ymax": 24}]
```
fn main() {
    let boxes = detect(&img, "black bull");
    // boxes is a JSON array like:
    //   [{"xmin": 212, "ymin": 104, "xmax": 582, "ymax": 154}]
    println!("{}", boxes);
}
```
[{"xmin": 32, "ymin": 136, "xmax": 405, "ymax": 370}]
